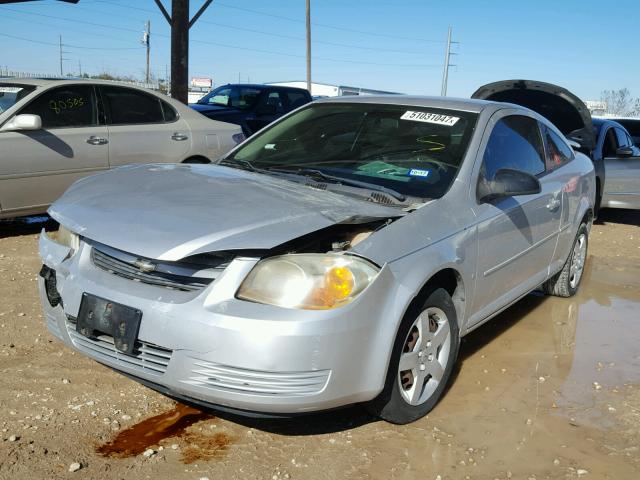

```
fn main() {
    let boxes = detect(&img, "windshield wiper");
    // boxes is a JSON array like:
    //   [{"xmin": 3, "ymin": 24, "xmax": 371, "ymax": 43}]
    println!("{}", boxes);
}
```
[
  {"xmin": 218, "ymin": 158, "xmax": 260, "ymax": 172},
  {"xmin": 268, "ymin": 167, "xmax": 406, "ymax": 202}
]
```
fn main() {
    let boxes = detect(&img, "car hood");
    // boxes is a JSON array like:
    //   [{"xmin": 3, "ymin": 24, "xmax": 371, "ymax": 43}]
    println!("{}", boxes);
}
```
[
  {"xmin": 472, "ymin": 79, "xmax": 595, "ymax": 151},
  {"xmin": 49, "ymin": 164, "xmax": 401, "ymax": 261}
]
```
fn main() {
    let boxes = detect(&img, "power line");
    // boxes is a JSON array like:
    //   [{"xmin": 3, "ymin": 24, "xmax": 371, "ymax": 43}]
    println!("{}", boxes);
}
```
[
  {"xmin": 1, "ymin": 11, "xmax": 149, "ymax": 47},
  {"xmin": 0, "ymin": 6, "xmax": 440, "ymax": 68},
  {"xmin": 83, "ymin": 0, "xmax": 434, "ymax": 55},
  {"xmin": 90, "ymin": 0, "xmax": 444, "ymax": 44},
  {"xmin": 0, "ymin": 32, "xmax": 140, "ymax": 51}
]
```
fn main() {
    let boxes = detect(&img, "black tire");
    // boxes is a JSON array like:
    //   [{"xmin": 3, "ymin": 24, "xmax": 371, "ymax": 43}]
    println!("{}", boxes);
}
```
[
  {"xmin": 543, "ymin": 223, "xmax": 589, "ymax": 297},
  {"xmin": 366, "ymin": 287, "xmax": 460, "ymax": 424}
]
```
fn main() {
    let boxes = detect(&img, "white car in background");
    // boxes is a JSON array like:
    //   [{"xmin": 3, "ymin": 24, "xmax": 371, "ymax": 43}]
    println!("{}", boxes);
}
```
[{"xmin": 0, "ymin": 79, "xmax": 243, "ymax": 219}]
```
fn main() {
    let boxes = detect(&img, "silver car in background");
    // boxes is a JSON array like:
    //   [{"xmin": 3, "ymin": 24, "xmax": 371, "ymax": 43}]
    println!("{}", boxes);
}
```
[
  {"xmin": 0, "ymin": 79, "xmax": 243, "ymax": 219},
  {"xmin": 38, "ymin": 95, "xmax": 595, "ymax": 424}
]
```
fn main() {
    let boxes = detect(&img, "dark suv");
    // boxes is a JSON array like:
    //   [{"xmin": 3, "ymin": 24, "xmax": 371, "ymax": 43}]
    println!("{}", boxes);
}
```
[{"xmin": 190, "ymin": 84, "xmax": 311, "ymax": 136}]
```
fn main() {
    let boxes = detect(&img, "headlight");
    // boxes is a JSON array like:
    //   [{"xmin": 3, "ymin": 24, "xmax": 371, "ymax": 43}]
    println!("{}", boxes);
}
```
[
  {"xmin": 47, "ymin": 225, "xmax": 80, "ymax": 254},
  {"xmin": 237, "ymin": 254, "xmax": 380, "ymax": 310}
]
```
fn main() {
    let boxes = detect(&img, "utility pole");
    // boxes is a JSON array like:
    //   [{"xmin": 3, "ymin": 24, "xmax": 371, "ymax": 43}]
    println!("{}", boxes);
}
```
[
  {"xmin": 59, "ymin": 35, "xmax": 63, "ymax": 76},
  {"xmin": 154, "ymin": 0, "xmax": 214, "ymax": 104},
  {"xmin": 440, "ymin": 26, "xmax": 457, "ymax": 96},
  {"xmin": 78, "ymin": 60, "xmax": 82, "ymax": 76},
  {"xmin": 305, "ymin": 0, "xmax": 311, "ymax": 93},
  {"xmin": 143, "ymin": 20, "xmax": 151, "ymax": 84}
]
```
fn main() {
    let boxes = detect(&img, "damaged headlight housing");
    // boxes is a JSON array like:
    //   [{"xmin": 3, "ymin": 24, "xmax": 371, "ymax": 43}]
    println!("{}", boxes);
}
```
[
  {"xmin": 237, "ymin": 254, "xmax": 380, "ymax": 310},
  {"xmin": 47, "ymin": 224, "xmax": 80, "ymax": 254}
]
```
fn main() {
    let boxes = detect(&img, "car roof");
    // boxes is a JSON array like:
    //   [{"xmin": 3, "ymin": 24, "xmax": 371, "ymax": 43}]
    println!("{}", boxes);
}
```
[
  {"xmin": 609, "ymin": 117, "xmax": 640, "ymax": 123},
  {"xmin": 0, "ymin": 77, "xmax": 157, "ymax": 90},
  {"xmin": 313, "ymin": 95, "xmax": 504, "ymax": 113},
  {"xmin": 216, "ymin": 83, "xmax": 309, "ymax": 92},
  {"xmin": 592, "ymin": 117, "xmax": 626, "ymax": 129}
]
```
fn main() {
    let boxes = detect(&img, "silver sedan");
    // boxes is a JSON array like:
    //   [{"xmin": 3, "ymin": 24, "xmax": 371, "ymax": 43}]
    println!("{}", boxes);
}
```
[
  {"xmin": 0, "ymin": 79, "xmax": 243, "ymax": 219},
  {"xmin": 38, "ymin": 95, "xmax": 595, "ymax": 424}
]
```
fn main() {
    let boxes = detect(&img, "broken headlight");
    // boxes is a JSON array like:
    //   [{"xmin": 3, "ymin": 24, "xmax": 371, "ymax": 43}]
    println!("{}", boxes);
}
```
[
  {"xmin": 47, "ymin": 224, "xmax": 80, "ymax": 255},
  {"xmin": 236, "ymin": 254, "xmax": 379, "ymax": 310}
]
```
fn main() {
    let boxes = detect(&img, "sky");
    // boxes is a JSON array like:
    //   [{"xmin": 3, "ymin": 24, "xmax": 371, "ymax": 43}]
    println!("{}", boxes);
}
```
[{"xmin": 0, "ymin": 0, "xmax": 638, "ymax": 100}]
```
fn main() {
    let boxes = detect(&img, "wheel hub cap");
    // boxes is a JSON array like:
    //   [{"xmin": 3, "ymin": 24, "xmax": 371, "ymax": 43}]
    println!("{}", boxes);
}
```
[{"xmin": 397, "ymin": 307, "xmax": 452, "ymax": 406}]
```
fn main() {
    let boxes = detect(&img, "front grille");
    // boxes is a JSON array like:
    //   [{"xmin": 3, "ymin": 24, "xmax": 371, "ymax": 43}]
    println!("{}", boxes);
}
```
[
  {"xmin": 90, "ymin": 243, "xmax": 226, "ymax": 292},
  {"xmin": 181, "ymin": 359, "xmax": 331, "ymax": 396},
  {"xmin": 65, "ymin": 318, "xmax": 172, "ymax": 375}
]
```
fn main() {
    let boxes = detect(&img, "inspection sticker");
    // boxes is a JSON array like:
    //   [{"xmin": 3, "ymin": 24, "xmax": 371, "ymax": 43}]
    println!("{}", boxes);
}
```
[
  {"xmin": 400, "ymin": 110, "xmax": 459, "ymax": 126},
  {"xmin": 408, "ymin": 168, "xmax": 430, "ymax": 178}
]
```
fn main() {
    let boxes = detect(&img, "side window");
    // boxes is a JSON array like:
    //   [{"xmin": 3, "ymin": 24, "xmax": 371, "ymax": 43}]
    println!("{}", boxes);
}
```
[
  {"xmin": 285, "ymin": 91, "xmax": 308, "ymax": 111},
  {"xmin": 260, "ymin": 91, "xmax": 285, "ymax": 114},
  {"xmin": 543, "ymin": 125, "xmax": 574, "ymax": 171},
  {"xmin": 481, "ymin": 115, "xmax": 546, "ymax": 181},
  {"xmin": 19, "ymin": 85, "xmax": 96, "ymax": 129},
  {"xmin": 602, "ymin": 128, "xmax": 619, "ymax": 157},
  {"xmin": 101, "ymin": 86, "xmax": 164, "ymax": 125},
  {"xmin": 160, "ymin": 100, "xmax": 178, "ymax": 122}
]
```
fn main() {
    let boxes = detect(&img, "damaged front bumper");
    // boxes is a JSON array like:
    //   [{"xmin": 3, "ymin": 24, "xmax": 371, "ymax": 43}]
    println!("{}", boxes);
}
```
[{"xmin": 38, "ymin": 231, "xmax": 404, "ymax": 414}]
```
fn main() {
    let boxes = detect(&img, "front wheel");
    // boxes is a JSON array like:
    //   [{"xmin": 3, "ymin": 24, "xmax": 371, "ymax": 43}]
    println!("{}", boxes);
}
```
[
  {"xmin": 543, "ymin": 223, "xmax": 588, "ymax": 297},
  {"xmin": 367, "ymin": 287, "xmax": 460, "ymax": 424}
]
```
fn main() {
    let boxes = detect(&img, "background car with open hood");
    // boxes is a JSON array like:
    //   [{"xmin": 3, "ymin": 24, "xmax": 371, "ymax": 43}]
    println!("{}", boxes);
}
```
[{"xmin": 473, "ymin": 80, "xmax": 640, "ymax": 212}]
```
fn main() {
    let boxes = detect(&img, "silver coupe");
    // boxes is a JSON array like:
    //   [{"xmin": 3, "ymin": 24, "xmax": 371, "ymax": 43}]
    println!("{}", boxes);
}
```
[{"xmin": 38, "ymin": 95, "xmax": 595, "ymax": 424}]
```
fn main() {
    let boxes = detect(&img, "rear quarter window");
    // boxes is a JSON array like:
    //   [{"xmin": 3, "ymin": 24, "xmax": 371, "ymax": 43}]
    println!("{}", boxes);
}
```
[{"xmin": 542, "ymin": 125, "xmax": 574, "ymax": 171}]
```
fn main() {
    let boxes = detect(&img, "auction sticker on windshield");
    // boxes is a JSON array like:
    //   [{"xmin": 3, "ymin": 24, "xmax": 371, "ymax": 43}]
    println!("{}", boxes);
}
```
[{"xmin": 400, "ymin": 111, "xmax": 459, "ymax": 126}]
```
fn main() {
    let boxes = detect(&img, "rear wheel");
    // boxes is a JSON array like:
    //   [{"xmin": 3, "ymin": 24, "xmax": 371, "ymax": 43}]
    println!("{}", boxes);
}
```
[
  {"xmin": 543, "ymin": 223, "xmax": 588, "ymax": 297},
  {"xmin": 367, "ymin": 287, "xmax": 459, "ymax": 424}
]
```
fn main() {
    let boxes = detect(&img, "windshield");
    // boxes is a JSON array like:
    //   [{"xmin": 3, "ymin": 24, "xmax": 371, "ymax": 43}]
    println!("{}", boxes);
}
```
[
  {"xmin": 198, "ymin": 86, "xmax": 261, "ymax": 110},
  {"xmin": 226, "ymin": 103, "xmax": 478, "ymax": 200},
  {"xmin": 0, "ymin": 84, "xmax": 36, "ymax": 114}
]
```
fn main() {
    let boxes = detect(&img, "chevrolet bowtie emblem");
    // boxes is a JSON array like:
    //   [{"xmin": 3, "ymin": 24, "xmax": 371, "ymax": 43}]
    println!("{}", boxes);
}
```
[{"xmin": 133, "ymin": 259, "xmax": 156, "ymax": 273}]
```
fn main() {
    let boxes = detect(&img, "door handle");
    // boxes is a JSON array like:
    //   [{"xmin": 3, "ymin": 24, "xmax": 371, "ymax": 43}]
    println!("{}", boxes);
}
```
[
  {"xmin": 86, "ymin": 136, "xmax": 108, "ymax": 145},
  {"xmin": 171, "ymin": 132, "xmax": 189, "ymax": 141},
  {"xmin": 546, "ymin": 197, "xmax": 561, "ymax": 212}
]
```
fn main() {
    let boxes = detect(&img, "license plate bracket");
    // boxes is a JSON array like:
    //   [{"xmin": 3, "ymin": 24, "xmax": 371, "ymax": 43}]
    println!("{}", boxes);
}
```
[{"xmin": 76, "ymin": 293, "xmax": 142, "ymax": 355}]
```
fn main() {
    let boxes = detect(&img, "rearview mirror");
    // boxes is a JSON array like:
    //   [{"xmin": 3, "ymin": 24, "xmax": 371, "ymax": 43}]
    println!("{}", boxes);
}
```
[
  {"xmin": 479, "ymin": 168, "xmax": 541, "ymax": 201},
  {"xmin": 616, "ymin": 146, "xmax": 634, "ymax": 157},
  {"xmin": 0, "ymin": 114, "xmax": 42, "ymax": 132}
]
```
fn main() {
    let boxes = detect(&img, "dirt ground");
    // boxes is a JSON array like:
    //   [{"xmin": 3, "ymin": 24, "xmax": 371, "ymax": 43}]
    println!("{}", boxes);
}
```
[{"xmin": 1, "ymin": 210, "xmax": 639, "ymax": 480}]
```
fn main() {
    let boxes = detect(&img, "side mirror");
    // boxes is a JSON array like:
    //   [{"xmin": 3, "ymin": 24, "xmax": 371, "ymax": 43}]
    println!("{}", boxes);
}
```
[
  {"xmin": 479, "ymin": 168, "xmax": 541, "ymax": 201},
  {"xmin": 0, "ymin": 114, "xmax": 42, "ymax": 132},
  {"xmin": 256, "ymin": 104, "xmax": 277, "ymax": 116},
  {"xmin": 616, "ymin": 146, "xmax": 634, "ymax": 157}
]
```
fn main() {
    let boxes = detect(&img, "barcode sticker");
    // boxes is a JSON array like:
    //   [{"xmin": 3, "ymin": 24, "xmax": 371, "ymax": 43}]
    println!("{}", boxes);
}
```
[{"xmin": 400, "ymin": 111, "xmax": 459, "ymax": 126}]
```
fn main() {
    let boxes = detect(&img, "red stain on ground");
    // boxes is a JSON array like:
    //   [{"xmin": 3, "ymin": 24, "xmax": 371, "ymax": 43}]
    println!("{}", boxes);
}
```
[{"xmin": 96, "ymin": 403, "xmax": 216, "ymax": 458}]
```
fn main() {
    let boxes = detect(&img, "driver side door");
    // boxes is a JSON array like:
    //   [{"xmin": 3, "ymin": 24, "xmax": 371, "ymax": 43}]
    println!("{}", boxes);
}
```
[
  {"xmin": 601, "ymin": 127, "xmax": 640, "ymax": 209},
  {"xmin": 468, "ymin": 112, "xmax": 562, "ymax": 326}
]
